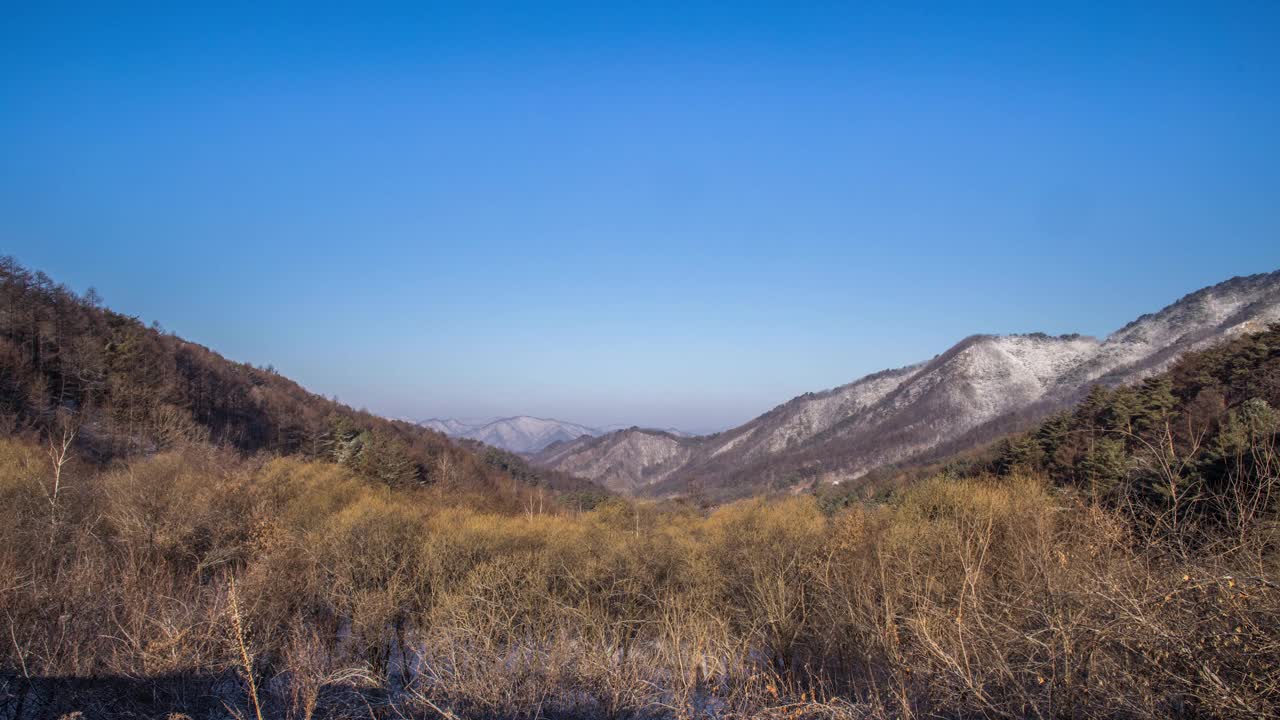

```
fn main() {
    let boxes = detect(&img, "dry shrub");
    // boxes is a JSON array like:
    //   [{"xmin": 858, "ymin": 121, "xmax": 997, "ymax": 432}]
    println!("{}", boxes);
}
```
[{"xmin": 2, "ymin": 438, "xmax": 1278, "ymax": 718}]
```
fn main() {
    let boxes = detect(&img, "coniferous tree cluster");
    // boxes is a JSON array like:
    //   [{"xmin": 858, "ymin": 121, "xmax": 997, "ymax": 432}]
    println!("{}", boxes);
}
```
[{"xmin": 994, "ymin": 324, "xmax": 1280, "ymax": 536}]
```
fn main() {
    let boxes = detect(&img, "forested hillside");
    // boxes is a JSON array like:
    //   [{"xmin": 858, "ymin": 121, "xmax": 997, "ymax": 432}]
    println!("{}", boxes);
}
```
[
  {"xmin": 818, "ymin": 324, "xmax": 1280, "ymax": 520},
  {"xmin": 0, "ymin": 257, "xmax": 601, "ymax": 506},
  {"xmin": 989, "ymin": 323, "xmax": 1280, "ymax": 537}
]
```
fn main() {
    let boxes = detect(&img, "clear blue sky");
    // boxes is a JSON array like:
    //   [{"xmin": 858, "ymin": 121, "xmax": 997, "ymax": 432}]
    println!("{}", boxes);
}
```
[{"xmin": 3, "ymin": 2, "xmax": 1278, "ymax": 431}]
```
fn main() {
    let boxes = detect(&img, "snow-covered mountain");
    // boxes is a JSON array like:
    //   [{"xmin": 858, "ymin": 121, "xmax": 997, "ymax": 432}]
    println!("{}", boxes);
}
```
[
  {"xmin": 533, "ymin": 270, "xmax": 1280, "ymax": 497},
  {"xmin": 535, "ymin": 428, "xmax": 697, "ymax": 493},
  {"xmin": 417, "ymin": 417, "xmax": 481, "ymax": 437},
  {"xmin": 419, "ymin": 416, "xmax": 601, "ymax": 453}
]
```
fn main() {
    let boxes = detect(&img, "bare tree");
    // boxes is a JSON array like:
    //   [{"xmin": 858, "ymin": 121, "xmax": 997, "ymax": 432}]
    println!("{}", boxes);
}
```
[{"xmin": 41, "ymin": 409, "xmax": 78, "ymax": 517}]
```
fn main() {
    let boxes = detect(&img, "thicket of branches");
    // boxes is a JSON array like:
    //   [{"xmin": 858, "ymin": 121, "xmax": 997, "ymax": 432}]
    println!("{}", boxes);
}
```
[{"xmin": 3, "ymin": 439, "xmax": 1276, "ymax": 719}]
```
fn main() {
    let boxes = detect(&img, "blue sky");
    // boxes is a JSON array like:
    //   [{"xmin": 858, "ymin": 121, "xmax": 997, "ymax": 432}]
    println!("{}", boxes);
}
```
[{"xmin": 3, "ymin": 2, "xmax": 1278, "ymax": 431}]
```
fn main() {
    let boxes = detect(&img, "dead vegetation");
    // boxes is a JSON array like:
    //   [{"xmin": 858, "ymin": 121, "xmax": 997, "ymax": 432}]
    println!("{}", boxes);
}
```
[{"xmin": 2, "ymin": 435, "xmax": 1277, "ymax": 719}]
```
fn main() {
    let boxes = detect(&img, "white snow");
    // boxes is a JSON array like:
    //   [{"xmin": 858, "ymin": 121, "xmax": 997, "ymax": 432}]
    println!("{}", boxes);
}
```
[
  {"xmin": 761, "ymin": 369, "xmax": 917, "ymax": 454},
  {"xmin": 419, "ymin": 415, "xmax": 601, "ymax": 453}
]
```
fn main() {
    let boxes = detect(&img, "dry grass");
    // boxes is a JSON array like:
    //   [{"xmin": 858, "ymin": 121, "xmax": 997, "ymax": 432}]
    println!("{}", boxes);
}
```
[{"xmin": 1, "ymin": 438, "xmax": 1278, "ymax": 718}]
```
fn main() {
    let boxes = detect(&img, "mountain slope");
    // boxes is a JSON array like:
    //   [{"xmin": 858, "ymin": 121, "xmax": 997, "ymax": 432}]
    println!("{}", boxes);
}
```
[
  {"xmin": 536, "ymin": 429, "xmax": 697, "ymax": 493},
  {"xmin": 534, "ymin": 271, "xmax": 1280, "ymax": 498}
]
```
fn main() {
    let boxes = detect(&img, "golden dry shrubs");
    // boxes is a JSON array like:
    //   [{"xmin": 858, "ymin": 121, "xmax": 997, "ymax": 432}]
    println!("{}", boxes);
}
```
[{"xmin": 2, "ymin": 437, "xmax": 1278, "ymax": 718}]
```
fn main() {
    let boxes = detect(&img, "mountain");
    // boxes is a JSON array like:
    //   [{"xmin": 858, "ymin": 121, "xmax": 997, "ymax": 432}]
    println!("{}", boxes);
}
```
[
  {"xmin": 420, "ymin": 415, "xmax": 602, "ymax": 453},
  {"xmin": 420, "ymin": 415, "xmax": 703, "ymax": 454},
  {"xmin": 535, "ymin": 428, "xmax": 699, "ymax": 493},
  {"xmin": 533, "ymin": 271, "xmax": 1280, "ymax": 498}
]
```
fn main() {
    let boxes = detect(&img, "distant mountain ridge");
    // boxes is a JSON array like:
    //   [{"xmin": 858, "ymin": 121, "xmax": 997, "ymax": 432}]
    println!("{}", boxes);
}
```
[
  {"xmin": 418, "ymin": 416, "xmax": 599, "ymax": 453},
  {"xmin": 419, "ymin": 415, "xmax": 703, "ymax": 454},
  {"xmin": 532, "ymin": 271, "xmax": 1280, "ymax": 498}
]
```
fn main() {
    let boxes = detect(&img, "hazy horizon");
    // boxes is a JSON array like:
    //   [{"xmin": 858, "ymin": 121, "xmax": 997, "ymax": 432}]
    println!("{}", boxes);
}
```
[{"xmin": 5, "ymin": 3, "xmax": 1279, "ymax": 429}]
